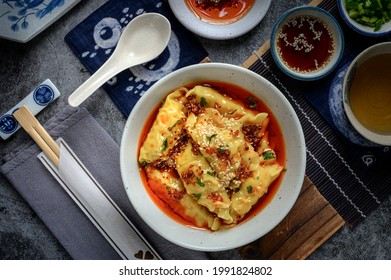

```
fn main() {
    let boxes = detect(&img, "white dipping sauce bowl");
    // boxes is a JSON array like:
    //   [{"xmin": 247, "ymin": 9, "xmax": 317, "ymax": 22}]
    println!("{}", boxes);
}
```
[{"xmin": 271, "ymin": 6, "xmax": 344, "ymax": 81}]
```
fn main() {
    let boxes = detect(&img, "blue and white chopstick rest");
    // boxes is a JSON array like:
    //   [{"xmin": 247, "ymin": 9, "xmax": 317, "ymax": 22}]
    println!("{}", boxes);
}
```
[{"xmin": 0, "ymin": 79, "xmax": 60, "ymax": 140}]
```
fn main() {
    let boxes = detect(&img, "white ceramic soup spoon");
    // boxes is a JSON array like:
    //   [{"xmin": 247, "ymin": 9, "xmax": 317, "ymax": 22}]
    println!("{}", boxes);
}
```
[{"xmin": 68, "ymin": 13, "xmax": 171, "ymax": 107}]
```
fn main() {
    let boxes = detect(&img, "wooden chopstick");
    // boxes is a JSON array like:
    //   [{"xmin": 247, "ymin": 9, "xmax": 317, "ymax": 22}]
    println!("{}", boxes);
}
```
[{"xmin": 13, "ymin": 105, "xmax": 60, "ymax": 168}]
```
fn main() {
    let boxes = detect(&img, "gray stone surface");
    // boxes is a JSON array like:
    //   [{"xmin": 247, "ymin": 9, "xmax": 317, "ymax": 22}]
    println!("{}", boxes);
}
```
[{"xmin": 1, "ymin": 0, "xmax": 390, "ymax": 260}]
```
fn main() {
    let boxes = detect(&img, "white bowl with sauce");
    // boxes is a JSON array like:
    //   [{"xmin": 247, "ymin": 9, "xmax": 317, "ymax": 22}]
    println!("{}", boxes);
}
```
[
  {"xmin": 120, "ymin": 63, "xmax": 306, "ymax": 251},
  {"xmin": 167, "ymin": 0, "xmax": 271, "ymax": 39},
  {"xmin": 270, "ymin": 6, "xmax": 344, "ymax": 81},
  {"xmin": 342, "ymin": 42, "xmax": 391, "ymax": 146}
]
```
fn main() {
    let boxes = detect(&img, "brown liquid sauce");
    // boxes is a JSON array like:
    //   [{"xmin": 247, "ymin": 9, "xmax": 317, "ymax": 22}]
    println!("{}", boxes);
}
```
[
  {"xmin": 138, "ymin": 81, "xmax": 286, "ymax": 230},
  {"xmin": 185, "ymin": 0, "xmax": 254, "ymax": 25},
  {"xmin": 276, "ymin": 15, "xmax": 335, "ymax": 73},
  {"xmin": 348, "ymin": 53, "xmax": 391, "ymax": 134}
]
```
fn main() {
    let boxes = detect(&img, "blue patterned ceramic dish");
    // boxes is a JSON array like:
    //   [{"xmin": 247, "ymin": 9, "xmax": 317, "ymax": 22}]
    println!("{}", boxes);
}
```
[{"xmin": 0, "ymin": 0, "xmax": 81, "ymax": 43}]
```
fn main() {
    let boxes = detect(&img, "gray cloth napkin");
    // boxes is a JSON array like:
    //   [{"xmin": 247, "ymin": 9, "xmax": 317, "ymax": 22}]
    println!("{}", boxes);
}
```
[{"xmin": 1, "ymin": 106, "xmax": 238, "ymax": 260}]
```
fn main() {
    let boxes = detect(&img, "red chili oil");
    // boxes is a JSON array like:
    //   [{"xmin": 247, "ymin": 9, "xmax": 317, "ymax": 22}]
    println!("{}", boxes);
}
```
[
  {"xmin": 185, "ymin": 0, "xmax": 255, "ymax": 24},
  {"xmin": 276, "ymin": 15, "xmax": 335, "ymax": 73}
]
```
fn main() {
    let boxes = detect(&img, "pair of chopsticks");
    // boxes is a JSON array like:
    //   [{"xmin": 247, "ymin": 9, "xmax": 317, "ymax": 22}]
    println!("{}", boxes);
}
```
[{"xmin": 13, "ymin": 105, "xmax": 60, "ymax": 168}]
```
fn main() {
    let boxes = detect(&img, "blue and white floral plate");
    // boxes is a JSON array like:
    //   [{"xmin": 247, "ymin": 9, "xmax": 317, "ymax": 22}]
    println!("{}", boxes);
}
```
[{"xmin": 0, "ymin": 0, "xmax": 81, "ymax": 43}]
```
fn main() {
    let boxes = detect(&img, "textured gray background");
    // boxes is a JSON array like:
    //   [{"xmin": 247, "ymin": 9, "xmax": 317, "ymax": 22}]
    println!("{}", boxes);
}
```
[{"xmin": 1, "ymin": 0, "xmax": 390, "ymax": 259}]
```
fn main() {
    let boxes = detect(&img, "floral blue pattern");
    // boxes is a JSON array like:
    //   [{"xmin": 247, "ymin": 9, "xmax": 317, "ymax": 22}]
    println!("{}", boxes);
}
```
[{"xmin": 1, "ymin": 0, "xmax": 65, "ymax": 32}]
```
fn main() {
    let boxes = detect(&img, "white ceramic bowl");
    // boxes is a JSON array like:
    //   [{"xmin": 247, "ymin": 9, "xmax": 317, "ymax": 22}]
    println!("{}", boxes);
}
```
[
  {"xmin": 338, "ymin": 0, "xmax": 391, "ymax": 37},
  {"xmin": 167, "ymin": 0, "xmax": 271, "ymax": 39},
  {"xmin": 342, "ymin": 42, "xmax": 391, "ymax": 146},
  {"xmin": 271, "ymin": 6, "xmax": 344, "ymax": 81},
  {"xmin": 120, "ymin": 63, "xmax": 306, "ymax": 251}
]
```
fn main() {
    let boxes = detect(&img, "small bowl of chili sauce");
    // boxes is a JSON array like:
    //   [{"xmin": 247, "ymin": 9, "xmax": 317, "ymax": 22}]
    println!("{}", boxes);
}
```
[{"xmin": 270, "ymin": 6, "xmax": 344, "ymax": 81}]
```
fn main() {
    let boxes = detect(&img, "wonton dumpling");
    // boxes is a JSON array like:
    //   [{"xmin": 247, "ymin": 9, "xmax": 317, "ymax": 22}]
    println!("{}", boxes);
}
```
[
  {"xmin": 139, "ymin": 90, "xmax": 186, "ymax": 164},
  {"xmin": 185, "ymin": 108, "xmax": 243, "ymax": 188},
  {"xmin": 185, "ymin": 85, "xmax": 252, "ymax": 117},
  {"xmin": 145, "ymin": 166, "xmax": 221, "ymax": 230},
  {"xmin": 231, "ymin": 123, "xmax": 284, "ymax": 215},
  {"xmin": 175, "ymin": 142, "xmax": 234, "ymax": 223},
  {"xmin": 231, "ymin": 149, "xmax": 283, "ymax": 216}
]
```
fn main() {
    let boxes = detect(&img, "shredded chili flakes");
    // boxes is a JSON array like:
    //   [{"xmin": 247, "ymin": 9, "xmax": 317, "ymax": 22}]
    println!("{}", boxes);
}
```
[
  {"xmin": 207, "ymin": 192, "xmax": 224, "ymax": 202},
  {"xmin": 191, "ymin": 141, "xmax": 201, "ymax": 156},
  {"xmin": 235, "ymin": 161, "xmax": 252, "ymax": 180},
  {"xmin": 149, "ymin": 160, "xmax": 175, "ymax": 173},
  {"xmin": 168, "ymin": 130, "xmax": 189, "ymax": 157},
  {"xmin": 242, "ymin": 122, "xmax": 262, "ymax": 150},
  {"xmin": 167, "ymin": 188, "xmax": 186, "ymax": 200},
  {"xmin": 185, "ymin": 94, "xmax": 205, "ymax": 116},
  {"xmin": 231, "ymin": 129, "xmax": 240, "ymax": 137},
  {"xmin": 195, "ymin": 0, "xmax": 238, "ymax": 10},
  {"xmin": 204, "ymin": 146, "xmax": 216, "ymax": 155},
  {"xmin": 181, "ymin": 166, "xmax": 196, "ymax": 184},
  {"xmin": 216, "ymin": 148, "xmax": 231, "ymax": 162}
]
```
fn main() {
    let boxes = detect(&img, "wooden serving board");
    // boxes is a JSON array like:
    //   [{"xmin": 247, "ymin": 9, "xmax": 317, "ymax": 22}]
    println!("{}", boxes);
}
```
[
  {"xmin": 238, "ymin": 177, "xmax": 344, "ymax": 259},
  {"xmin": 237, "ymin": 0, "xmax": 345, "ymax": 260}
]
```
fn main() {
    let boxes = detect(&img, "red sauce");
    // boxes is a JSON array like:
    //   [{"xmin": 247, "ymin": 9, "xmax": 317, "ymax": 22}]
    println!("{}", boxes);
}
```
[
  {"xmin": 185, "ymin": 0, "xmax": 255, "ymax": 25},
  {"xmin": 276, "ymin": 15, "xmax": 335, "ymax": 73},
  {"xmin": 139, "ymin": 167, "xmax": 198, "ymax": 228},
  {"xmin": 138, "ymin": 81, "xmax": 286, "ymax": 229}
]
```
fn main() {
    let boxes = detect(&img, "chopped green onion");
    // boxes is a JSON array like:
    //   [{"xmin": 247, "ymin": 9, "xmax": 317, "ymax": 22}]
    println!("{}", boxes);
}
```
[
  {"xmin": 263, "ymin": 150, "xmax": 276, "ymax": 160},
  {"xmin": 162, "ymin": 138, "xmax": 168, "ymax": 152},
  {"xmin": 218, "ymin": 147, "xmax": 227, "ymax": 153},
  {"xmin": 345, "ymin": 0, "xmax": 391, "ymax": 31},
  {"xmin": 206, "ymin": 133, "xmax": 217, "ymax": 142},
  {"xmin": 170, "ymin": 119, "xmax": 182, "ymax": 130},
  {"xmin": 196, "ymin": 178, "xmax": 205, "ymax": 187},
  {"xmin": 200, "ymin": 96, "xmax": 207, "ymax": 107}
]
